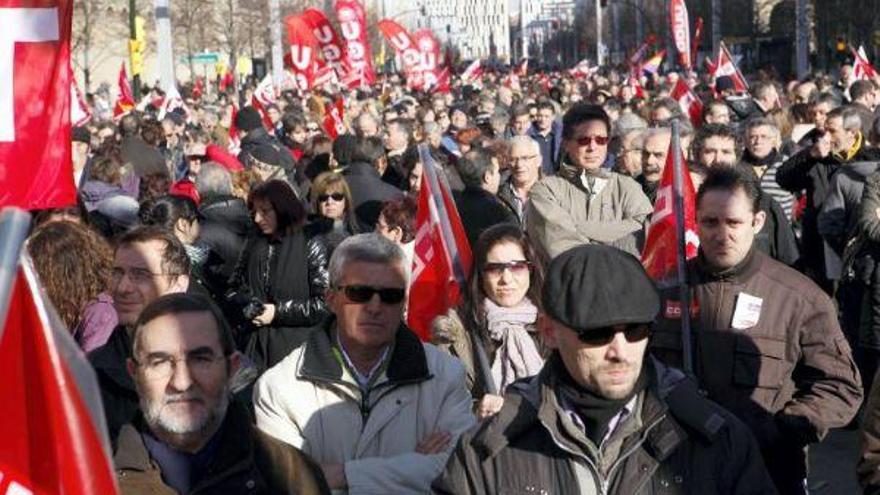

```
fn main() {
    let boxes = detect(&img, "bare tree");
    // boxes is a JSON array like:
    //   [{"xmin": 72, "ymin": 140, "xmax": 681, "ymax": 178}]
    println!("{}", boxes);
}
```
[
  {"xmin": 72, "ymin": 0, "xmax": 128, "ymax": 91},
  {"xmin": 172, "ymin": 0, "xmax": 214, "ymax": 79}
]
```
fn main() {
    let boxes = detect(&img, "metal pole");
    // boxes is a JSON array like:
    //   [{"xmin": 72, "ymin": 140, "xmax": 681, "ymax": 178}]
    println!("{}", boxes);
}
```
[
  {"xmin": 128, "ymin": 0, "xmax": 140, "ymax": 99},
  {"xmin": 154, "ymin": 0, "xmax": 176, "ymax": 94},
  {"xmin": 711, "ymin": 0, "xmax": 722, "ymax": 56},
  {"xmin": 611, "ymin": 1, "xmax": 621, "ymax": 64},
  {"xmin": 596, "ymin": 0, "xmax": 605, "ymax": 66},
  {"xmin": 795, "ymin": 0, "xmax": 809, "ymax": 78},
  {"xmin": 635, "ymin": 0, "xmax": 644, "ymax": 50},
  {"xmin": 269, "ymin": 0, "xmax": 283, "ymax": 88},
  {"xmin": 670, "ymin": 121, "xmax": 694, "ymax": 376},
  {"xmin": 0, "ymin": 208, "xmax": 32, "ymax": 344}
]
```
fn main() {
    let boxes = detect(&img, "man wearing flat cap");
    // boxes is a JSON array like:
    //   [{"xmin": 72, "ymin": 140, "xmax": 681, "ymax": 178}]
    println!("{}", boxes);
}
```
[{"xmin": 433, "ymin": 244, "xmax": 776, "ymax": 494}]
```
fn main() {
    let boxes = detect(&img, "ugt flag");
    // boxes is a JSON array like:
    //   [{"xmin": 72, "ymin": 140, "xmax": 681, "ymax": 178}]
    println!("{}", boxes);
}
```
[
  {"xmin": 0, "ymin": 1, "xmax": 76, "ymax": 209},
  {"xmin": 0, "ymin": 253, "xmax": 118, "ymax": 494},
  {"xmin": 642, "ymin": 139, "xmax": 699, "ymax": 286},
  {"xmin": 407, "ymin": 146, "xmax": 472, "ymax": 341}
]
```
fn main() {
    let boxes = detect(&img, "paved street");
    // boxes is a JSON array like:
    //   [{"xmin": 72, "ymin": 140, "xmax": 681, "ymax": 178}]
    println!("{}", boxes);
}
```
[{"xmin": 809, "ymin": 428, "xmax": 861, "ymax": 494}]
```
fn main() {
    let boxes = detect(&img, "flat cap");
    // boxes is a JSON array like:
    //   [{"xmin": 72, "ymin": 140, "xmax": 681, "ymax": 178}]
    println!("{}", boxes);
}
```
[
  {"xmin": 542, "ymin": 245, "xmax": 660, "ymax": 332},
  {"xmin": 235, "ymin": 106, "xmax": 264, "ymax": 132}
]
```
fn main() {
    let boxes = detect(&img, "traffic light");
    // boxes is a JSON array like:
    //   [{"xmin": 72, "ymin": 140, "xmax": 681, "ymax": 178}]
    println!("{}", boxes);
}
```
[{"xmin": 129, "ymin": 16, "xmax": 145, "ymax": 76}]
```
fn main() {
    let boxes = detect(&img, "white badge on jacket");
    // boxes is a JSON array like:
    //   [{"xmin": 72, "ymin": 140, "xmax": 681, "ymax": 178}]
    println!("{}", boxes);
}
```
[{"xmin": 731, "ymin": 292, "xmax": 763, "ymax": 330}]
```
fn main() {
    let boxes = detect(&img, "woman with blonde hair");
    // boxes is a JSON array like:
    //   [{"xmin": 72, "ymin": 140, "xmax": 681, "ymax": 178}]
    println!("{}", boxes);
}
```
[{"xmin": 307, "ymin": 171, "xmax": 358, "ymax": 255}]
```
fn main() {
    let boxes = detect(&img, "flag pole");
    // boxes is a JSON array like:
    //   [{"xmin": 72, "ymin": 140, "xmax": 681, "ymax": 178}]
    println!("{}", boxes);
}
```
[
  {"xmin": 0, "ymin": 207, "xmax": 33, "ymax": 343},
  {"xmin": 670, "ymin": 120, "xmax": 694, "ymax": 375}
]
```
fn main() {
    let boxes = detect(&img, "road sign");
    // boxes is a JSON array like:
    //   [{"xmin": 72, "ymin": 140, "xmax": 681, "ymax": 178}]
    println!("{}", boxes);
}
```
[{"xmin": 183, "ymin": 52, "xmax": 220, "ymax": 64}]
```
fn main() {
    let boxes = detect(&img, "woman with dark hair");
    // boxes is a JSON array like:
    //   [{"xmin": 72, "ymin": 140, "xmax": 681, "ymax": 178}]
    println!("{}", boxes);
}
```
[
  {"xmin": 230, "ymin": 179, "xmax": 329, "ymax": 370},
  {"xmin": 307, "ymin": 171, "xmax": 358, "ymax": 255},
  {"xmin": 28, "ymin": 221, "xmax": 117, "ymax": 352},
  {"xmin": 432, "ymin": 223, "xmax": 545, "ymax": 418}
]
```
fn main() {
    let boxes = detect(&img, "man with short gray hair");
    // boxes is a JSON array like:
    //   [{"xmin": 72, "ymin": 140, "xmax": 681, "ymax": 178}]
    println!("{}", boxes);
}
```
[
  {"xmin": 254, "ymin": 233, "xmax": 474, "ymax": 494},
  {"xmin": 498, "ymin": 136, "xmax": 542, "ymax": 222}
]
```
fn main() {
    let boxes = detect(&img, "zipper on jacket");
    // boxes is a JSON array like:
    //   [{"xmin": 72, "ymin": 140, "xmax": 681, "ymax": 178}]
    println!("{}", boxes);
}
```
[{"xmin": 602, "ymin": 412, "xmax": 667, "ymax": 493}]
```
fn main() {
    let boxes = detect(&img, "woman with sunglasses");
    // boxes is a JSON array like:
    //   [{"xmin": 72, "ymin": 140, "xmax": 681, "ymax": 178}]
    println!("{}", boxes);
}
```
[
  {"xmin": 307, "ymin": 171, "xmax": 358, "ymax": 256},
  {"xmin": 433, "ymin": 223, "xmax": 545, "ymax": 418},
  {"xmin": 230, "ymin": 179, "xmax": 330, "ymax": 371}
]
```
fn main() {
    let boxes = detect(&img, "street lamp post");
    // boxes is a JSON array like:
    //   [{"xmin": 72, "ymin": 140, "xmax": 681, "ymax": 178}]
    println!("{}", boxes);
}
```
[
  {"xmin": 596, "ymin": 0, "xmax": 605, "ymax": 66},
  {"xmin": 129, "ymin": 0, "xmax": 140, "ymax": 99}
]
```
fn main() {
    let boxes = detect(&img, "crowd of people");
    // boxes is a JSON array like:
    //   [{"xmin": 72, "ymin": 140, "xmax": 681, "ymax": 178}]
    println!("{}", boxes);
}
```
[{"xmin": 26, "ymin": 59, "xmax": 880, "ymax": 494}]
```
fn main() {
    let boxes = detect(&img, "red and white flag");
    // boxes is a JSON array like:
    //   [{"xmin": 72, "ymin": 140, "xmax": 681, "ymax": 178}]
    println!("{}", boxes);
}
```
[
  {"xmin": 228, "ymin": 104, "xmax": 242, "ymax": 155},
  {"xmin": 334, "ymin": 0, "xmax": 375, "ymax": 88},
  {"xmin": 669, "ymin": 0, "xmax": 691, "ymax": 70},
  {"xmin": 377, "ymin": 19, "xmax": 422, "ymax": 82},
  {"xmin": 253, "ymin": 73, "xmax": 277, "ymax": 107},
  {"xmin": 285, "ymin": 14, "xmax": 320, "ymax": 91},
  {"xmin": 113, "ymin": 63, "xmax": 136, "ymax": 120},
  {"xmin": 712, "ymin": 41, "xmax": 749, "ymax": 92},
  {"xmin": 0, "ymin": 0, "xmax": 77, "ymax": 209},
  {"xmin": 0, "ymin": 253, "xmax": 119, "ymax": 494},
  {"xmin": 322, "ymin": 97, "xmax": 346, "ymax": 139},
  {"xmin": 642, "ymin": 142, "xmax": 699, "ymax": 285},
  {"xmin": 414, "ymin": 29, "xmax": 443, "ymax": 91},
  {"xmin": 516, "ymin": 58, "xmax": 529, "ymax": 77},
  {"xmin": 671, "ymin": 76, "xmax": 704, "ymax": 128},
  {"xmin": 461, "ymin": 59, "xmax": 483, "ymax": 85},
  {"xmin": 302, "ymin": 8, "xmax": 349, "ymax": 82},
  {"xmin": 71, "ymin": 77, "xmax": 92, "ymax": 127},
  {"xmin": 431, "ymin": 66, "xmax": 451, "ymax": 94},
  {"xmin": 853, "ymin": 46, "xmax": 879, "ymax": 81},
  {"xmin": 407, "ymin": 146, "xmax": 472, "ymax": 341}
]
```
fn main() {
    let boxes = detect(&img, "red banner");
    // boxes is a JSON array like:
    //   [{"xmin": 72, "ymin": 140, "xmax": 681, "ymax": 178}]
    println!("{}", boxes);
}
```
[
  {"xmin": 302, "ymin": 8, "xmax": 349, "ymax": 82},
  {"xmin": 712, "ymin": 41, "xmax": 749, "ymax": 93},
  {"xmin": 322, "ymin": 98, "xmax": 346, "ymax": 140},
  {"xmin": 0, "ymin": 0, "xmax": 76, "ymax": 209},
  {"xmin": 0, "ymin": 260, "xmax": 119, "ymax": 494},
  {"xmin": 377, "ymin": 19, "xmax": 422, "ymax": 80},
  {"xmin": 407, "ymin": 147, "xmax": 472, "ymax": 341},
  {"xmin": 852, "ymin": 46, "xmax": 878, "ymax": 81},
  {"xmin": 669, "ymin": 0, "xmax": 691, "ymax": 70},
  {"xmin": 334, "ymin": 0, "xmax": 374, "ymax": 88},
  {"xmin": 691, "ymin": 17, "xmax": 704, "ymax": 68},
  {"xmin": 113, "ymin": 62, "xmax": 135, "ymax": 119},
  {"xmin": 285, "ymin": 14, "xmax": 320, "ymax": 91},
  {"xmin": 71, "ymin": 76, "xmax": 91, "ymax": 127},
  {"xmin": 642, "ymin": 143, "xmax": 698, "ymax": 284},
  {"xmin": 414, "ymin": 29, "xmax": 442, "ymax": 90},
  {"xmin": 670, "ymin": 77, "xmax": 704, "ymax": 128}
]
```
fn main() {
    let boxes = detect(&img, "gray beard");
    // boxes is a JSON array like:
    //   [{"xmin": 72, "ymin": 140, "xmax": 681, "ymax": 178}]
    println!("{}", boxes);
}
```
[{"xmin": 141, "ymin": 386, "xmax": 231, "ymax": 438}]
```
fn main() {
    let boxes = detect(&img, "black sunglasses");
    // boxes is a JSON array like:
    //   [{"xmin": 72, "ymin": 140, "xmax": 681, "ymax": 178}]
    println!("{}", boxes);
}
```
[
  {"xmin": 336, "ymin": 285, "xmax": 406, "ymax": 304},
  {"xmin": 318, "ymin": 193, "xmax": 345, "ymax": 202},
  {"xmin": 577, "ymin": 324, "xmax": 652, "ymax": 346}
]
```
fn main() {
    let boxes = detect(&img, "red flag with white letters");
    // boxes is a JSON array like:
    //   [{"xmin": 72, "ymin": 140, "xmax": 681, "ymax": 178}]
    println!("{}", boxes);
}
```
[
  {"xmin": 302, "ymin": 8, "xmax": 349, "ymax": 82},
  {"xmin": 669, "ymin": 0, "xmax": 692, "ymax": 70},
  {"xmin": 377, "ymin": 19, "xmax": 422, "ymax": 84},
  {"xmin": 113, "ymin": 63, "xmax": 136, "ymax": 120},
  {"xmin": 852, "ymin": 46, "xmax": 879, "ymax": 81},
  {"xmin": 0, "ymin": 254, "xmax": 119, "ymax": 494},
  {"xmin": 322, "ymin": 98, "xmax": 346, "ymax": 140},
  {"xmin": 670, "ymin": 77, "xmax": 704, "ymax": 128},
  {"xmin": 334, "ymin": 0, "xmax": 375, "ymax": 88},
  {"xmin": 285, "ymin": 14, "xmax": 320, "ymax": 91},
  {"xmin": 407, "ymin": 146, "xmax": 472, "ymax": 341},
  {"xmin": 0, "ymin": 0, "xmax": 76, "ymax": 209},
  {"xmin": 642, "ymin": 142, "xmax": 699, "ymax": 285},
  {"xmin": 711, "ymin": 42, "xmax": 749, "ymax": 93}
]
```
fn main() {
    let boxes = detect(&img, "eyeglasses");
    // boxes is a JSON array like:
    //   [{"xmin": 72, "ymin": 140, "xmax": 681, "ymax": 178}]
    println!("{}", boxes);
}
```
[
  {"xmin": 574, "ymin": 135, "xmax": 610, "ymax": 146},
  {"xmin": 576, "ymin": 324, "xmax": 652, "ymax": 346},
  {"xmin": 336, "ymin": 285, "xmax": 406, "ymax": 304},
  {"xmin": 111, "ymin": 267, "xmax": 180, "ymax": 285},
  {"xmin": 483, "ymin": 260, "xmax": 532, "ymax": 277},
  {"xmin": 318, "ymin": 193, "xmax": 345, "ymax": 202},
  {"xmin": 510, "ymin": 155, "xmax": 539, "ymax": 163},
  {"xmin": 133, "ymin": 352, "xmax": 226, "ymax": 381}
]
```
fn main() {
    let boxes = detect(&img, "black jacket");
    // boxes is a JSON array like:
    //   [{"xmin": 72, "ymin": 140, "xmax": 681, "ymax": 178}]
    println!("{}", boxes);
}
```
[
  {"xmin": 755, "ymin": 189, "xmax": 800, "ymax": 267},
  {"xmin": 433, "ymin": 358, "xmax": 776, "ymax": 495},
  {"xmin": 89, "ymin": 325, "xmax": 137, "ymax": 448},
  {"xmin": 113, "ymin": 401, "xmax": 330, "ymax": 495},
  {"xmin": 229, "ymin": 230, "xmax": 330, "ymax": 371},
  {"xmin": 343, "ymin": 161, "xmax": 404, "ymax": 231},
  {"xmin": 454, "ymin": 187, "xmax": 518, "ymax": 248},
  {"xmin": 198, "ymin": 194, "xmax": 254, "ymax": 295}
]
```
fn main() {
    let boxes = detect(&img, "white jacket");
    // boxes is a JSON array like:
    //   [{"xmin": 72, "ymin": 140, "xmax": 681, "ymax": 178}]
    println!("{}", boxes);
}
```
[{"xmin": 254, "ymin": 319, "xmax": 475, "ymax": 494}]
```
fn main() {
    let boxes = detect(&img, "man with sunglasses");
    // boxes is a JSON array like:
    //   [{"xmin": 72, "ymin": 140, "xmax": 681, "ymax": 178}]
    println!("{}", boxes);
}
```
[
  {"xmin": 254, "ymin": 233, "xmax": 474, "ymax": 494},
  {"xmin": 651, "ymin": 167, "xmax": 862, "ymax": 495},
  {"xmin": 434, "ymin": 244, "xmax": 775, "ymax": 494},
  {"xmin": 117, "ymin": 293, "xmax": 330, "ymax": 494},
  {"xmin": 526, "ymin": 103, "xmax": 653, "ymax": 261}
]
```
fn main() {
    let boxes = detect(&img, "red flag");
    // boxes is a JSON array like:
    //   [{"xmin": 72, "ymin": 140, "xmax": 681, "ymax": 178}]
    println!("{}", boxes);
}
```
[
  {"xmin": 407, "ymin": 147, "xmax": 472, "ymax": 341},
  {"xmin": 853, "ymin": 46, "xmax": 879, "ymax": 81},
  {"xmin": 669, "ymin": 0, "xmax": 691, "ymax": 70},
  {"xmin": 228, "ymin": 104, "xmax": 242, "ymax": 155},
  {"xmin": 192, "ymin": 77, "xmax": 204, "ymax": 101},
  {"xmin": 712, "ymin": 42, "xmax": 749, "ymax": 92},
  {"xmin": 322, "ymin": 98, "xmax": 346, "ymax": 139},
  {"xmin": 334, "ymin": 0, "xmax": 375, "ymax": 88},
  {"xmin": 642, "ymin": 143, "xmax": 699, "ymax": 284},
  {"xmin": 302, "ymin": 8, "xmax": 349, "ymax": 81},
  {"xmin": 461, "ymin": 59, "xmax": 483, "ymax": 85},
  {"xmin": 516, "ymin": 58, "xmax": 529, "ymax": 77},
  {"xmin": 285, "ymin": 14, "xmax": 320, "ymax": 91},
  {"xmin": 629, "ymin": 33, "xmax": 657, "ymax": 66},
  {"xmin": 432, "ymin": 67, "xmax": 451, "ymax": 94},
  {"xmin": 0, "ymin": 0, "xmax": 77, "ymax": 209},
  {"xmin": 113, "ymin": 63, "xmax": 136, "ymax": 120},
  {"xmin": 71, "ymin": 77, "xmax": 92, "ymax": 127},
  {"xmin": 691, "ymin": 17, "xmax": 704, "ymax": 68},
  {"xmin": 0, "ymin": 256, "xmax": 119, "ymax": 494},
  {"xmin": 671, "ymin": 77, "xmax": 703, "ymax": 128},
  {"xmin": 219, "ymin": 71, "xmax": 235, "ymax": 93},
  {"xmin": 378, "ymin": 19, "xmax": 423, "ymax": 84},
  {"xmin": 414, "ymin": 29, "xmax": 442, "ymax": 91}
]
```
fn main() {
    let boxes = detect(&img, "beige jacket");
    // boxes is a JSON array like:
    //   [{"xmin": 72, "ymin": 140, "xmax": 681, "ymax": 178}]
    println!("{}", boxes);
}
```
[
  {"xmin": 254, "ymin": 319, "xmax": 475, "ymax": 494},
  {"xmin": 526, "ymin": 166, "xmax": 653, "ymax": 260}
]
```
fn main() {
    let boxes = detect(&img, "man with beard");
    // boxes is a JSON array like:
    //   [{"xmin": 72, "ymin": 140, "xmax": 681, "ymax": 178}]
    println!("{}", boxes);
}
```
[
  {"xmin": 637, "ymin": 127, "xmax": 672, "ymax": 203},
  {"xmin": 116, "ymin": 293, "xmax": 330, "ymax": 494}
]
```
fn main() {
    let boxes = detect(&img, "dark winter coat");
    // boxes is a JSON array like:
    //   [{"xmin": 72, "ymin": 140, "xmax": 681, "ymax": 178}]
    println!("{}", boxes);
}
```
[
  {"xmin": 229, "ymin": 230, "xmax": 329, "ymax": 371},
  {"xmin": 113, "ymin": 401, "xmax": 330, "ymax": 495},
  {"xmin": 198, "ymin": 194, "xmax": 254, "ymax": 296},
  {"xmin": 343, "ymin": 161, "xmax": 404, "ymax": 231},
  {"xmin": 433, "ymin": 358, "xmax": 777, "ymax": 495},
  {"xmin": 454, "ymin": 187, "xmax": 518, "ymax": 248},
  {"xmin": 651, "ymin": 248, "xmax": 863, "ymax": 493}
]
